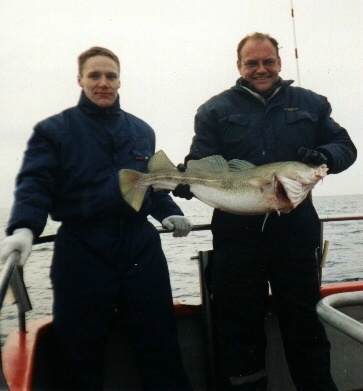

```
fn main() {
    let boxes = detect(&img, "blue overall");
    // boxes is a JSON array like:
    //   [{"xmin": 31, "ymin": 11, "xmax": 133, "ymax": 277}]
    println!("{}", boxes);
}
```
[
  {"xmin": 7, "ymin": 92, "xmax": 192, "ymax": 390},
  {"xmin": 51, "ymin": 217, "xmax": 190, "ymax": 390},
  {"xmin": 186, "ymin": 78, "xmax": 357, "ymax": 390}
]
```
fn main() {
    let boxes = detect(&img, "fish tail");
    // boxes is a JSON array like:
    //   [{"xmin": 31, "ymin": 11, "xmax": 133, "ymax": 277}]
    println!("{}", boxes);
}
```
[{"xmin": 119, "ymin": 169, "xmax": 147, "ymax": 212}]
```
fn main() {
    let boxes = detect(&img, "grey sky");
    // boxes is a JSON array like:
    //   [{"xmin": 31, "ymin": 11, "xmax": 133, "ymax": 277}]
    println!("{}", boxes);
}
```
[{"xmin": 0, "ymin": 0, "xmax": 362, "ymax": 208}]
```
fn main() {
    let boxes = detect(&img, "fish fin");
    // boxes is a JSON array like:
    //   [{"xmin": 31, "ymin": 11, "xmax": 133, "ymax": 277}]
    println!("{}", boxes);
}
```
[
  {"xmin": 275, "ymin": 174, "xmax": 304, "ymax": 208},
  {"xmin": 247, "ymin": 178, "xmax": 272, "ymax": 187},
  {"xmin": 228, "ymin": 159, "xmax": 256, "ymax": 172},
  {"xmin": 187, "ymin": 155, "xmax": 229, "ymax": 172},
  {"xmin": 119, "ymin": 169, "xmax": 148, "ymax": 212},
  {"xmin": 148, "ymin": 150, "xmax": 177, "ymax": 172}
]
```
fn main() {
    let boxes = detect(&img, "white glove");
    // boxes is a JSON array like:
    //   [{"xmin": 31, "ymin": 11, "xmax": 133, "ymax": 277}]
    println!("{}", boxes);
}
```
[
  {"xmin": 162, "ymin": 216, "xmax": 193, "ymax": 237},
  {"xmin": 0, "ymin": 228, "xmax": 34, "ymax": 267}
]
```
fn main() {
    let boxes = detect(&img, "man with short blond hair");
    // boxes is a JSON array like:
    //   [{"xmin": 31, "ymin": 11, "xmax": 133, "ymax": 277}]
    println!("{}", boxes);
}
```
[{"xmin": 0, "ymin": 46, "xmax": 192, "ymax": 390}]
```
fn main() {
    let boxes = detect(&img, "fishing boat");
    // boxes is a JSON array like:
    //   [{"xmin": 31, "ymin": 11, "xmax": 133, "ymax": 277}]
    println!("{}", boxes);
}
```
[{"xmin": 0, "ymin": 215, "xmax": 362, "ymax": 391}]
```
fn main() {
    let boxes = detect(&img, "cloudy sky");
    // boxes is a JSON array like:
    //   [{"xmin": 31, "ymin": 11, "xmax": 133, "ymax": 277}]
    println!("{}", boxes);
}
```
[{"xmin": 0, "ymin": 0, "xmax": 362, "ymax": 208}]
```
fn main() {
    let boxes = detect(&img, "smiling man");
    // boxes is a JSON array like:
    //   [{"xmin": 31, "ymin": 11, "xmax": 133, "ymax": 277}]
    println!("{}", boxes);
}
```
[
  {"xmin": 0, "ymin": 46, "xmax": 193, "ymax": 390},
  {"xmin": 237, "ymin": 34, "xmax": 281, "ymax": 93},
  {"xmin": 173, "ymin": 33, "xmax": 357, "ymax": 390}
]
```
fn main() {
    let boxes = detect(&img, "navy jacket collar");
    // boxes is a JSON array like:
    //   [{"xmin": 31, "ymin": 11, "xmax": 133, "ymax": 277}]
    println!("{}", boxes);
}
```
[
  {"xmin": 236, "ymin": 77, "xmax": 293, "ymax": 98},
  {"xmin": 78, "ymin": 90, "xmax": 122, "ymax": 117}
]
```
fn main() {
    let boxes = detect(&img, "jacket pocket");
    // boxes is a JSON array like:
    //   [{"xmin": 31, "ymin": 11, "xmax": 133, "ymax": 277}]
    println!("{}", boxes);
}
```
[
  {"xmin": 219, "ymin": 114, "xmax": 249, "ymax": 142},
  {"xmin": 285, "ymin": 110, "xmax": 317, "ymax": 124},
  {"xmin": 284, "ymin": 111, "xmax": 318, "ymax": 149}
]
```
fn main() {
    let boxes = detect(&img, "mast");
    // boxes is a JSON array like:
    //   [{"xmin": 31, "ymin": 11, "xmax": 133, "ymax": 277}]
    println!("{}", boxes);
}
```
[{"xmin": 290, "ymin": 0, "xmax": 301, "ymax": 86}]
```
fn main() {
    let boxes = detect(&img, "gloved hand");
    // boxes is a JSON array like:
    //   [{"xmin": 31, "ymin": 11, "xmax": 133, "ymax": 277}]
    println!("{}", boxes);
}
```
[
  {"xmin": 176, "ymin": 163, "xmax": 187, "ymax": 172},
  {"xmin": 298, "ymin": 147, "xmax": 328, "ymax": 166},
  {"xmin": 172, "ymin": 163, "xmax": 194, "ymax": 200},
  {"xmin": 172, "ymin": 184, "xmax": 194, "ymax": 200},
  {"xmin": 162, "ymin": 216, "xmax": 193, "ymax": 237},
  {"xmin": 0, "ymin": 228, "xmax": 34, "ymax": 267}
]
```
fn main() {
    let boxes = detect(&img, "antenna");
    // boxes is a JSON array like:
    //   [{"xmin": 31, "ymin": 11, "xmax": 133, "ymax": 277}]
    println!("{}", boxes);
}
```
[{"xmin": 290, "ymin": 0, "xmax": 301, "ymax": 86}]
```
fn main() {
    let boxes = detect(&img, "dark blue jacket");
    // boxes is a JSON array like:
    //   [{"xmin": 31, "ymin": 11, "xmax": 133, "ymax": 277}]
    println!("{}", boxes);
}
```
[
  {"xmin": 7, "ymin": 92, "xmax": 182, "ymax": 237},
  {"xmin": 186, "ymin": 78, "xmax": 357, "ymax": 239},
  {"xmin": 187, "ymin": 79, "xmax": 357, "ymax": 172}
]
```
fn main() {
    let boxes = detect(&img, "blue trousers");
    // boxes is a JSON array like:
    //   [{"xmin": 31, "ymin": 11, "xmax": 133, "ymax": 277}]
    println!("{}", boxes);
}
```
[
  {"xmin": 211, "ymin": 200, "xmax": 338, "ymax": 391},
  {"xmin": 50, "ymin": 217, "xmax": 191, "ymax": 390}
]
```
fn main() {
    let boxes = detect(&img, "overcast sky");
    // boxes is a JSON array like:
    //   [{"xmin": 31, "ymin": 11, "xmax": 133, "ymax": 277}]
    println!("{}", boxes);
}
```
[{"xmin": 0, "ymin": 0, "xmax": 362, "ymax": 208}]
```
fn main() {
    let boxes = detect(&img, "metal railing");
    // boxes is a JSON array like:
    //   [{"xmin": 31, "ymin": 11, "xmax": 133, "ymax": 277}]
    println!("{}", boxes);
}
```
[
  {"xmin": 317, "ymin": 291, "xmax": 363, "ymax": 344},
  {"xmin": 0, "ymin": 253, "xmax": 32, "ymax": 390},
  {"xmin": 0, "ymin": 253, "xmax": 32, "ymax": 332}
]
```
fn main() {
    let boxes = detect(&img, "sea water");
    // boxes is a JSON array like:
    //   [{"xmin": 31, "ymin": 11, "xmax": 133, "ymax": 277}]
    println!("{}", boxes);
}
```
[{"xmin": 0, "ymin": 194, "xmax": 362, "ymax": 341}]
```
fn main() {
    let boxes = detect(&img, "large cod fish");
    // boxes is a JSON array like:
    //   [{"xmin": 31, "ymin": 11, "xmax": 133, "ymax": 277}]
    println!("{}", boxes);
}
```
[{"xmin": 119, "ymin": 150, "xmax": 328, "ymax": 216}]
